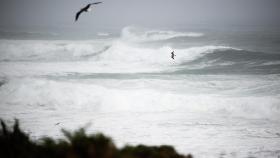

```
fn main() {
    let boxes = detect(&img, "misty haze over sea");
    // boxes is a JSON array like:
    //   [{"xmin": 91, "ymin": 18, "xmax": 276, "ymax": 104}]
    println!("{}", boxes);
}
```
[{"xmin": 1, "ymin": 0, "xmax": 280, "ymax": 158}]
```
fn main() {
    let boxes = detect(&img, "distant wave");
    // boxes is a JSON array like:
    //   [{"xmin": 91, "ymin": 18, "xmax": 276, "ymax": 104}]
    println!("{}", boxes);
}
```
[
  {"xmin": 0, "ymin": 40, "xmax": 112, "ymax": 62},
  {"xmin": 0, "ymin": 30, "xmax": 58, "ymax": 38},
  {"xmin": 121, "ymin": 26, "xmax": 204, "ymax": 42}
]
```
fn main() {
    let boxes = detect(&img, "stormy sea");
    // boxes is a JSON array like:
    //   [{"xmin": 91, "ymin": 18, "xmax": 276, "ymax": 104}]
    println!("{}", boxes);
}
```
[{"xmin": 0, "ymin": 26, "xmax": 280, "ymax": 158}]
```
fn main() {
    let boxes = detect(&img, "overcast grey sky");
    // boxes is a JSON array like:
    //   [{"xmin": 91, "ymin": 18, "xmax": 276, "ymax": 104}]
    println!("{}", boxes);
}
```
[{"xmin": 0, "ymin": 0, "xmax": 280, "ymax": 30}]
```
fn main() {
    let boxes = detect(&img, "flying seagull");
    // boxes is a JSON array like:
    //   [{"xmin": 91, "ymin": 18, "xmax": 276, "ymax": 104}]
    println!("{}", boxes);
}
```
[
  {"xmin": 171, "ymin": 51, "xmax": 176, "ymax": 59},
  {"xmin": 75, "ymin": 2, "xmax": 102, "ymax": 22}
]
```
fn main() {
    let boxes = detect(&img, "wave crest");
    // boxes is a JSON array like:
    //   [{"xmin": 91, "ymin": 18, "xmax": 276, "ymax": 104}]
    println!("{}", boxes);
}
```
[{"xmin": 121, "ymin": 26, "xmax": 204, "ymax": 42}]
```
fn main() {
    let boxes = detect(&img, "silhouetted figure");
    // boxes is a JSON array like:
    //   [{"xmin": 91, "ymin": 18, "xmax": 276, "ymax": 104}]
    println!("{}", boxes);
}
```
[
  {"xmin": 75, "ymin": 2, "xmax": 102, "ymax": 22},
  {"xmin": 171, "ymin": 51, "xmax": 176, "ymax": 59}
]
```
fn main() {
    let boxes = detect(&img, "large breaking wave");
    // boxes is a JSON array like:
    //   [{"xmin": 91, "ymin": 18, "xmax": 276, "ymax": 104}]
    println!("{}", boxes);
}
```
[{"xmin": 0, "ymin": 26, "xmax": 280, "ymax": 75}]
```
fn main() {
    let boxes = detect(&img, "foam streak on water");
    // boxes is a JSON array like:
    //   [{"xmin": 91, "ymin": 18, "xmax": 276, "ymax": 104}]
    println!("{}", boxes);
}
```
[{"xmin": 0, "ymin": 26, "xmax": 280, "ymax": 158}]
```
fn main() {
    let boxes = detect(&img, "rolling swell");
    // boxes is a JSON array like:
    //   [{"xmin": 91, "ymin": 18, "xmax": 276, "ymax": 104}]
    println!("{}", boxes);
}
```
[{"xmin": 176, "ymin": 49, "xmax": 280, "ymax": 74}]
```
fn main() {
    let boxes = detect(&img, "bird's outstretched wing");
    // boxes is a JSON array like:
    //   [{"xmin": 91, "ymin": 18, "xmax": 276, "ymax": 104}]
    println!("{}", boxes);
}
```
[
  {"xmin": 90, "ymin": 2, "xmax": 102, "ymax": 5},
  {"xmin": 75, "ymin": 9, "xmax": 84, "ymax": 21}
]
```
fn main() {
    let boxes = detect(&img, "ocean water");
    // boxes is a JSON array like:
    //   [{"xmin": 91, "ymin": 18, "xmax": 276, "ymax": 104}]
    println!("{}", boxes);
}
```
[{"xmin": 0, "ymin": 26, "xmax": 280, "ymax": 158}]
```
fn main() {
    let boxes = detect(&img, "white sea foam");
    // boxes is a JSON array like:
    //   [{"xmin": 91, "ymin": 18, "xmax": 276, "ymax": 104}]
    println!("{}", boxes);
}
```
[{"xmin": 0, "ymin": 77, "xmax": 279, "ymax": 120}]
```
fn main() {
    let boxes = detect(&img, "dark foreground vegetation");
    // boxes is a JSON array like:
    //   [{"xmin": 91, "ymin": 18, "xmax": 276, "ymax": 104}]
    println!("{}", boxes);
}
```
[{"xmin": 0, "ymin": 119, "xmax": 193, "ymax": 158}]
